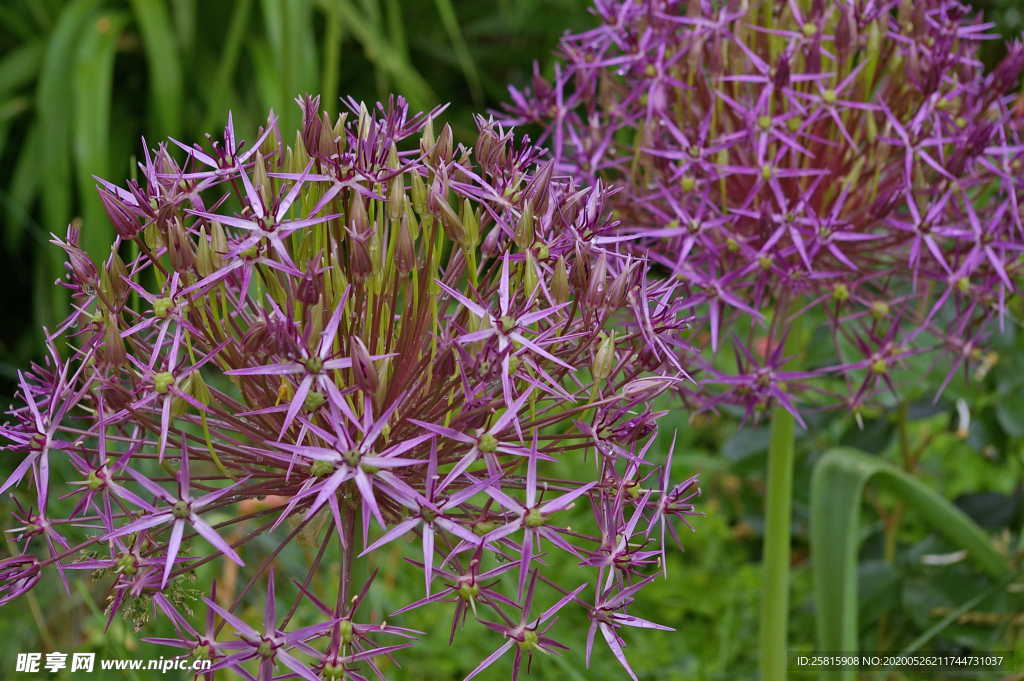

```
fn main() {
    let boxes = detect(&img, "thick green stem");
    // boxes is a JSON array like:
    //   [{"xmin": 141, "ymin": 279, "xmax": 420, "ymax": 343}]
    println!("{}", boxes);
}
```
[{"xmin": 759, "ymin": 402, "xmax": 796, "ymax": 681}]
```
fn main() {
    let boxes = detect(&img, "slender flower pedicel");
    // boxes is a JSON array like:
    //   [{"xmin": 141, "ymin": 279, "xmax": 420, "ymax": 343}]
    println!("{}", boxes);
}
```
[{"xmin": 1, "ymin": 95, "xmax": 700, "ymax": 680}]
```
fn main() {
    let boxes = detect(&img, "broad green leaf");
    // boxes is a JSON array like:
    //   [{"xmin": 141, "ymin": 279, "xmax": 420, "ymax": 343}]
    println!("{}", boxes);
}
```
[
  {"xmin": 129, "ymin": 0, "xmax": 183, "ymax": 137},
  {"xmin": 73, "ymin": 11, "xmax": 126, "ymax": 262},
  {"xmin": 810, "ymin": 448, "xmax": 1010, "ymax": 681}
]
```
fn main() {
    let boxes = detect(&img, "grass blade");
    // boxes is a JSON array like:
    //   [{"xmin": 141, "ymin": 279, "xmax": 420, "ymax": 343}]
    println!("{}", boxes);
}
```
[
  {"xmin": 37, "ymin": 0, "xmax": 100, "ymax": 323},
  {"xmin": 333, "ymin": 0, "xmax": 435, "ymax": 110},
  {"xmin": 0, "ymin": 41, "xmax": 44, "ymax": 100},
  {"xmin": 810, "ymin": 448, "xmax": 1011, "ymax": 681},
  {"xmin": 320, "ymin": 0, "xmax": 342, "ymax": 109},
  {"xmin": 73, "ymin": 11, "xmax": 126, "ymax": 262},
  {"xmin": 199, "ymin": 0, "xmax": 251, "ymax": 131},
  {"xmin": 129, "ymin": 0, "xmax": 183, "ymax": 137},
  {"xmin": 432, "ymin": 0, "xmax": 482, "ymax": 102}
]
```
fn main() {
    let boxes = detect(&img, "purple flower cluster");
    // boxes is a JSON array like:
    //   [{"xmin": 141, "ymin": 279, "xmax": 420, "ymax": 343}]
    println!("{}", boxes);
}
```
[
  {"xmin": 0, "ymin": 95, "xmax": 699, "ymax": 680},
  {"xmin": 504, "ymin": 0, "xmax": 1024, "ymax": 421}
]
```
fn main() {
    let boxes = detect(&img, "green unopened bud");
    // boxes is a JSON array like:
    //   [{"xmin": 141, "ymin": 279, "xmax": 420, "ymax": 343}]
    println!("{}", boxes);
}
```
[
  {"xmin": 348, "ymin": 192, "xmax": 369, "ymax": 236},
  {"xmin": 253, "ymin": 151, "xmax": 271, "ymax": 202},
  {"xmin": 431, "ymin": 123, "xmax": 453, "ymax": 165},
  {"xmin": 680, "ymin": 175, "xmax": 696, "ymax": 192},
  {"xmin": 395, "ymin": 214, "xmax": 416, "ymax": 274},
  {"xmin": 461, "ymin": 199, "xmax": 479, "ymax": 248},
  {"xmin": 318, "ymin": 111, "xmax": 338, "ymax": 157},
  {"xmin": 100, "ymin": 252, "xmax": 129, "ymax": 307},
  {"xmin": 410, "ymin": 172, "xmax": 428, "ymax": 216},
  {"xmin": 870, "ymin": 300, "xmax": 890, "ymax": 319},
  {"xmin": 98, "ymin": 316, "xmax": 127, "ymax": 367},
  {"xmin": 832, "ymin": 283, "xmax": 850, "ymax": 302},
  {"xmin": 419, "ymin": 117, "xmax": 436, "ymax": 158},
  {"xmin": 593, "ymin": 332, "xmax": 616, "ymax": 380},
  {"xmin": 957, "ymin": 276, "xmax": 971, "ymax": 293},
  {"xmin": 552, "ymin": 257, "xmax": 570, "ymax": 304},
  {"xmin": 388, "ymin": 174, "xmax": 406, "ymax": 221},
  {"xmin": 523, "ymin": 251, "xmax": 540, "ymax": 298},
  {"xmin": 514, "ymin": 202, "xmax": 535, "ymax": 251}
]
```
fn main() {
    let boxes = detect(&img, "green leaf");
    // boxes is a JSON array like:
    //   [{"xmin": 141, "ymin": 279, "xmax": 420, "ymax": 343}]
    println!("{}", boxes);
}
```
[
  {"xmin": 432, "ymin": 0, "xmax": 482, "ymax": 102},
  {"xmin": 129, "ymin": 0, "xmax": 183, "ymax": 137},
  {"xmin": 331, "ymin": 0, "xmax": 435, "ymax": 110},
  {"xmin": 199, "ymin": 0, "xmax": 251, "ymax": 132},
  {"xmin": 810, "ymin": 448, "xmax": 1010, "ymax": 681},
  {"xmin": 37, "ymin": 0, "xmax": 100, "ymax": 322},
  {"xmin": 73, "ymin": 11, "xmax": 126, "ymax": 262},
  {"xmin": 0, "ymin": 41, "xmax": 44, "ymax": 99}
]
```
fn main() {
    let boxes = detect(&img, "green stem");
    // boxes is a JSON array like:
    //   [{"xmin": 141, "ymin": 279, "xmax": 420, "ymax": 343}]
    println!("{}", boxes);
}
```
[{"xmin": 759, "ymin": 403, "xmax": 796, "ymax": 681}]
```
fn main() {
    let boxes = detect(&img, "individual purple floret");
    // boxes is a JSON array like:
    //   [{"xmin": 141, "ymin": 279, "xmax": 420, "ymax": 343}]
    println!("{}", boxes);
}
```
[{"xmin": 1, "ymin": 95, "xmax": 700, "ymax": 680}]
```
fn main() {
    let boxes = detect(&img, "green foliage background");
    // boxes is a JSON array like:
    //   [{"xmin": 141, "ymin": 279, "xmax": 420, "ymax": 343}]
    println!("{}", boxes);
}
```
[{"xmin": 0, "ymin": 1, "xmax": 1023, "ymax": 679}]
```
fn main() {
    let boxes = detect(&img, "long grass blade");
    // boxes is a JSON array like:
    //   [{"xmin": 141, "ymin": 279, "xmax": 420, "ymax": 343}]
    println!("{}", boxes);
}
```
[
  {"xmin": 129, "ymin": 0, "xmax": 183, "ymax": 137},
  {"xmin": 810, "ymin": 448, "xmax": 1011, "ymax": 681},
  {"xmin": 73, "ymin": 11, "xmax": 126, "ymax": 262},
  {"xmin": 0, "ymin": 42, "xmax": 44, "ymax": 100},
  {"xmin": 37, "ymin": 0, "xmax": 100, "ymax": 323},
  {"xmin": 200, "ymin": 0, "xmax": 252, "ymax": 131},
  {"xmin": 333, "ymin": 0, "xmax": 435, "ymax": 110},
  {"xmin": 432, "ymin": 0, "xmax": 482, "ymax": 102}
]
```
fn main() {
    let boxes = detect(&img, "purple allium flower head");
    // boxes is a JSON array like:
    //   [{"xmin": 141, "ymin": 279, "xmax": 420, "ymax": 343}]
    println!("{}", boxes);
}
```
[
  {"xmin": 503, "ymin": 0, "xmax": 1024, "ymax": 420},
  {"xmin": 1, "ymin": 95, "xmax": 700, "ymax": 680}
]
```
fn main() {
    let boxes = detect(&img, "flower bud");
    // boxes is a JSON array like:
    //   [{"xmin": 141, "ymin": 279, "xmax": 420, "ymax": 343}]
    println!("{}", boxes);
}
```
[
  {"xmin": 298, "ymin": 94, "xmax": 322, "ymax": 157},
  {"xmin": 460, "ymin": 199, "xmax": 479, "ymax": 248},
  {"xmin": 395, "ymin": 214, "xmax": 416, "ymax": 274},
  {"xmin": 297, "ymin": 257, "xmax": 323, "ymax": 304},
  {"xmin": 346, "ymin": 232, "xmax": 373, "ymax": 280},
  {"xmin": 100, "ymin": 252, "xmax": 129, "ymax": 309},
  {"xmin": 419, "ymin": 117, "xmax": 436, "ymax": 157},
  {"xmin": 585, "ymin": 252, "xmax": 608, "ymax": 307},
  {"xmin": 593, "ymin": 332, "xmax": 616, "ymax": 381},
  {"xmin": 55, "ymin": 221, "xmax": 98, "ymax": 291},
  {"xmin": 552, "ymin": 256, "xmax": 570, "ymax": 304},
  {"xmin": 514, "ymin": 202, "xmax": 535, "ymax": 251},
  {"xmin": 0, "ymin": 555, "xmax": 41, "ymax": 606},
  {"xmin": 348, "ymin": 192, "xmax": 369, "ymax": 237},
  {"xmin": 430, "ymin": 123, "xmax": 454, "ymax": 166},
  {"xmin": 96, "ymin": 314, "xmax": 127, "ymax": 368},
  {"xmin": 350, "ymin": 336, "xmax": 379, "ymax": 396},
  {"xmin": 388, "ymin": 173, "xmax": 406, "ymax": 221},
  {"xmin": 166, "ymin": 218, "xmax": 195, "ymax": 273},
  {"xmin": 98, "ymin": 187, "xmax": 141, "ymax": 240},
  {"xmin": 410, "ymin": 171, "xmax": 428, "ymax": 216},
  {"xmin": 318, "ymin": 111, "xmax": 338, "ymax": 158}
]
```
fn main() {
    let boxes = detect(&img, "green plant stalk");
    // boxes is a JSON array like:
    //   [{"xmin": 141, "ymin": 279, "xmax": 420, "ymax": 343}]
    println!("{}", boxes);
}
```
[{"xmin": 759, "ymin": 402, "xmax": 796, "ymax": 681}]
